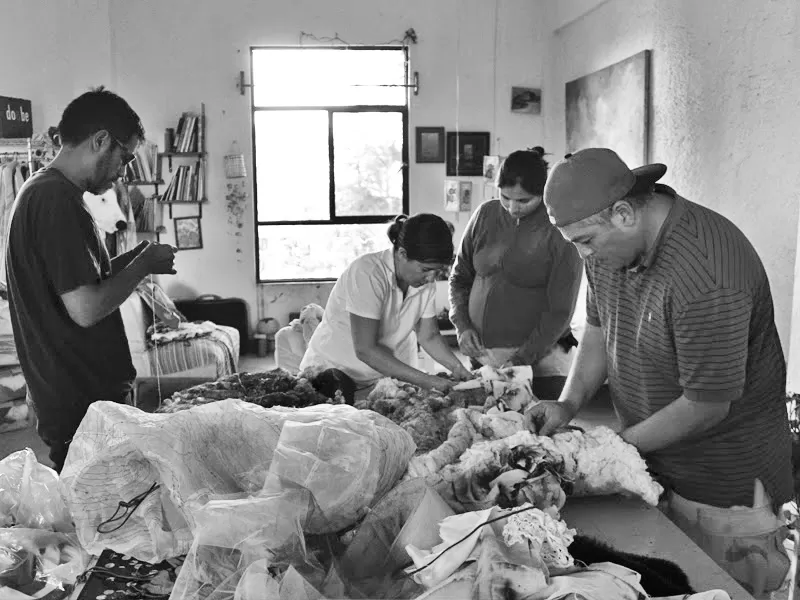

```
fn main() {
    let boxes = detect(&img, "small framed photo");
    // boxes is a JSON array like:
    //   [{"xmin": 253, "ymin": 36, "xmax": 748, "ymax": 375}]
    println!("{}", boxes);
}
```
[
  {"xmin": 446, "ymin": 131, "xmax": 490, "ymax": 176},
  {"xmin": 483, "ymin": 155, "xmax": 502, "ymax": 184},
  {"xmin": 415, "ymin": 126, "xmax": 445, "ymax": 163},
  {"xmin": 511, "ymin": 87, "xmax": 542, "ymax": 114},
  {"xmin": 174, "ymin": 216, "xmax": 203, "ymax": 250}
]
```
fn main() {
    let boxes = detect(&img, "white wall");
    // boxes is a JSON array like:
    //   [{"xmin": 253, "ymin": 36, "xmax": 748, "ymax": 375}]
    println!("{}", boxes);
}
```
[
  {"xmin": 0, "ymin": 0, "xmax": 112, "ymax": 131},
  {"xmin": 105, "ymin": 0, "xmax": 548, "ymax": 330},
  {"xmin": 540, "ymin": 0, "xmax": 800, "ymax": 373}
]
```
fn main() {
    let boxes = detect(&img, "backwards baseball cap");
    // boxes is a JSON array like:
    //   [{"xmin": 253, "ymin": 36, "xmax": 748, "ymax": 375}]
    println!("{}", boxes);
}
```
[{"xmin": 543, "ymin": 148, "xmax": 667, "ymax": 227}]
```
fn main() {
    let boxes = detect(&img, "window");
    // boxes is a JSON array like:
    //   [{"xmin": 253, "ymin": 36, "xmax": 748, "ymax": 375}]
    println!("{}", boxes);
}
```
[{"xmin": 251, "ymin": 47, "xmax": 410, "ymax": 282}]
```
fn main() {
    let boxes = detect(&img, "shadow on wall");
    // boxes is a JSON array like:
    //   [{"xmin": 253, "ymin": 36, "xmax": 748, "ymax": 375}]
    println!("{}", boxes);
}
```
[{"xmin": 164, "ymin": 281, "xmax": 198, "ymax": 302}]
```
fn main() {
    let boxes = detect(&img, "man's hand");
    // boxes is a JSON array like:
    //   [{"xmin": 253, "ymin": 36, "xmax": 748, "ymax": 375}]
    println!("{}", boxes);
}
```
[
  {"xmin": 141, "ymin": 243, "xmax": 177, "ymax": 275},
  {"xmin": 458, "ymin": 328, "xmax": 484, "ymax": 358},
  {"xmin": 524, "ymin": 401, "xmax": 576, "ymax": 436},
  {"xmin": 450, "ymin": 362, "xmax": 474, "ymax": 382}
]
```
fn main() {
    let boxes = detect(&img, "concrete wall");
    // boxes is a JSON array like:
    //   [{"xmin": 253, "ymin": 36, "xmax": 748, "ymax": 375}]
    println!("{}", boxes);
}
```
[{"xmin": 541, "ymin": 0, "xmax": 800, "ymax": 381}]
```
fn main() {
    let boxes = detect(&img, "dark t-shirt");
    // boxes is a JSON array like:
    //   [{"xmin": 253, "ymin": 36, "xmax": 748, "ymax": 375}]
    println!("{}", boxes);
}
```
[{"xmin": 6, "ymin": 168, "xmax": 135, "ymax": 439}]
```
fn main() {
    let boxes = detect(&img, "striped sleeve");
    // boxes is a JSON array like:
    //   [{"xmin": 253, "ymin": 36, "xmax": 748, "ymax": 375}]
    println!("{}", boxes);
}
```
[
  {"xmin": 674, "ymin": 289, "xmax": 751, "ymax": 402},
  {"xmin": 585, "ymin": 264, "xmax": 600, "ymax": 327}
]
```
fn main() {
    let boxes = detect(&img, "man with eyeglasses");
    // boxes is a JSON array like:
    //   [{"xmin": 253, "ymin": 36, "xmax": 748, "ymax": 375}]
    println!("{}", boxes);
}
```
[{"xmin": 5, "ymin": 87, "xmax": 177, "ymax": 472}]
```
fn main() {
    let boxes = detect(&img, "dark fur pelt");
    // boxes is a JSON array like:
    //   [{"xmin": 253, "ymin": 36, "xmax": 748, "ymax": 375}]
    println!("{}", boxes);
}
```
[{"xmin": 569, "ymin": 535, "xmax": 694, "ymax": 597}]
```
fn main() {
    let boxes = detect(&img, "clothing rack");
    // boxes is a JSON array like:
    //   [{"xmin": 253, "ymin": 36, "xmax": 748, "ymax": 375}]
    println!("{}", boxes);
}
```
[{"xmin": 0, "ymin": 137, "xmax": 54, "ymax": 177}]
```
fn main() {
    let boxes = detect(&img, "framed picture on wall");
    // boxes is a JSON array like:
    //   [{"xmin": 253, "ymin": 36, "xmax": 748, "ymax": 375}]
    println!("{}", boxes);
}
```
[
  {"xmin": 174, "ymin": 216, "xmax": 203, "ymax": 250},
  {"xmin": 415, "ymin": 126, "xmax": 445, "ymax": 163},
  {"xmin": 446, "ymin": 131, "xmax": 490, "ymax": 176}
]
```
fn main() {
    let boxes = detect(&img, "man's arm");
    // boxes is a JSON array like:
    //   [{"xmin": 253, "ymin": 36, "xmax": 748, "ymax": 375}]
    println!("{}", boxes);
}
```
[
  {"xmin": 620, "ymin": 395, "xmax": 732, "ymax": 454},
  {"xmin": 557, "ymin": 321, "xmax": 608, "ymax": 417},
  {"xmin": 623, "ymin": 289, "xmax": 749, "ymax": 453},
  {"xmin": 61, "ymin": 244, "xmax": 175, "ymax": 328}
]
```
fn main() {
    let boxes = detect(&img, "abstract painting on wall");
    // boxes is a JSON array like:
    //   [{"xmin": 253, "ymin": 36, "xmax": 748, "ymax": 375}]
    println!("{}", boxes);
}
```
[{"xmin": 565, "ymin": 50, "xmax": 651, "ymax": 168}]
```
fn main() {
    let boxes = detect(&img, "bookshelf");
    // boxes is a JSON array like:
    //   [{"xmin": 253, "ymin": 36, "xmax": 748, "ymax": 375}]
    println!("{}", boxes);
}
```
[
  {"xmin": 126, "ymin": 104, "xmax": 208, "ymax": 236},
  {"xmin": 157, "ymin": 103, "xmax": 207, "ymax": 219}
]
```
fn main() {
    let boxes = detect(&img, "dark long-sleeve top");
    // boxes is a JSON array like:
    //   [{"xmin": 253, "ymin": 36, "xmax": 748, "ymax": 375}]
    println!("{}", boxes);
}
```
[{"xmin": 448, "ymin": 199, "xmax": 583, "ymax": 365}]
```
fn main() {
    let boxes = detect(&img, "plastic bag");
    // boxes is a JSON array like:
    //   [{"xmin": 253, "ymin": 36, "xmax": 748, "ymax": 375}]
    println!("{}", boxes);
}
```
[
  {"xmin": 60, "ymin": 400, "xmax": 415, "ymax": 562},
  {"xmin": 338, "ymin": 479, "xmax": 454, "ymax": 598},
  {"xmin": 0, "ymin": 528, "xmax": 89, "ymax": 600},
  {"xmin": 0, "ymin": 448, "xmax": 72, "ymax": 532},
  {"xmin": 170, "ymin": 477, "xmax": 341, "ymax": 600}
]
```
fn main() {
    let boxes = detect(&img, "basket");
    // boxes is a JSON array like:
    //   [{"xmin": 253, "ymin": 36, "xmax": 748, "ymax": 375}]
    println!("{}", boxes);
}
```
[{"xmin": 224, "ymin": 142, "xmax": 247, "ymax": 178}]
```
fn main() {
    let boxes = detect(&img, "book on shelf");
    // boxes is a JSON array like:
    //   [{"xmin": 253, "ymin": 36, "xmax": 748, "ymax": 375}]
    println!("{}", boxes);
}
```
[
  {"xmin": 124, "ymin": 139, "xmax": 159, "ymax": 182},
  {"xmin": 171, "ymin": 112, "xmax": 201, "ymax": 153},
  {"xmin": 161, "ymin": 161, "xmax": 202, "ymax": 202}
]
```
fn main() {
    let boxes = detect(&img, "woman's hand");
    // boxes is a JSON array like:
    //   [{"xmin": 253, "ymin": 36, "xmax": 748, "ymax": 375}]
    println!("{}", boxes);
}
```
[
  {"xmin": 458, "ymin": 328, "xmax": 485, "ymax": 358},
  {"xmin": 421, "ymin": 375, "xmax": 455, "ymax": 394},
  {"xmin": 450, "ymin": 362, "xmax": 474, "ymax": 382}
]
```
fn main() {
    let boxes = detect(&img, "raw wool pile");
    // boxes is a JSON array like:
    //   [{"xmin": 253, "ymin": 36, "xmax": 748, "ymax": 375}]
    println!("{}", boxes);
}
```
[
  {"xmin": 460, "ymin": 427, "xmax": 663, "ymax": 506},
  {"xmin": 548, "ymin": 426, "xmax": 664, "ymax": 506},
  {"xmin": 355, "ymin": 367, "xmax": 534, "ymax": 455},
  {"xmin": 355, "ymin": 379, "xmax": 466, "ymax": 454},
  {"xmin": 416, "ymin": 424, "xmax": 663, "ymax": 509},
  {"xmin": 416, "ymin": 414, "xmax": 568, "ymax": 514},
  {"xmin": 157, "ymin": 369, "xmax": 338, "ymax": 413}
]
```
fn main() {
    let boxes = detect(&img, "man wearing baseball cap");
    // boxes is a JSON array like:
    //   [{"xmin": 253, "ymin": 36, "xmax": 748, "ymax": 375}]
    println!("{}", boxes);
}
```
[{"xmin": 527, "ymin": 148, "xmax": 793, "ymax": 595}]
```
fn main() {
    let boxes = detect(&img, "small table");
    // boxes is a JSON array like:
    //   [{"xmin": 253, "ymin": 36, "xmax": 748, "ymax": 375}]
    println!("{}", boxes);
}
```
[{"xmin": 562, "ymin": 496, "xmax": 755, "ymax": 599}]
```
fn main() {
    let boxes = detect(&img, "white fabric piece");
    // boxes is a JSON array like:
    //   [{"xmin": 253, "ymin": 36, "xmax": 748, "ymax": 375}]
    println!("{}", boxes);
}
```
[
  {"xmin": 406, "ymin": 507, "xmax": 495, "ymax": 588},
  {"xmin": 300, "ymin": 249, "xmax": 436, "ymax": 386},
  {"xmin": 523, "ymin": 562, "xmax": 646, "ymax": 600}
]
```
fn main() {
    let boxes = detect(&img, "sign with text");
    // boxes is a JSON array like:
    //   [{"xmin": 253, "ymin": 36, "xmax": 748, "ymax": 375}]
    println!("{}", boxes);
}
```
[{"xmin": 0, "ymin": 96, "xmax": 33, "ymax": 139}]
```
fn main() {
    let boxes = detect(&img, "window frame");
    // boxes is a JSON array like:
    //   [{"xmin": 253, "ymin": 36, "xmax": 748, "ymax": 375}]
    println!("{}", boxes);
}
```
[{"xmin": 250, "ymin": 45, "xmax": 410, "ymax": 284}]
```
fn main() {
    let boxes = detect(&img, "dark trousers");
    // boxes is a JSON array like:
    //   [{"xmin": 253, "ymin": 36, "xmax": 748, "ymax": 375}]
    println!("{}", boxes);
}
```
[{"xmin": 32, "ymin": 390, "xmax": 133, "ymax": 473}]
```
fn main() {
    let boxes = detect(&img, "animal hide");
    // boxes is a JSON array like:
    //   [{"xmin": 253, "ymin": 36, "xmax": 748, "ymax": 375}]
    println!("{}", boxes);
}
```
[{"xmin": 568, "ymin": 535, "xmax": 694, "ymax": 597}]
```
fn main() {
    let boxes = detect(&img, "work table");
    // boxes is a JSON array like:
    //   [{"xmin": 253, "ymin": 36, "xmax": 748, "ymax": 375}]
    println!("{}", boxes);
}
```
[{"xmin": 562, "ymin": 495, "xmax": 755, "ymax": 599}]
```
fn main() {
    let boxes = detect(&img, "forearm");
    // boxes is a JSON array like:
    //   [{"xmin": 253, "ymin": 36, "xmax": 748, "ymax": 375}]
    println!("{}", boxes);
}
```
[
  {"xmin": 62, "ymin": 258, "xmax": 148, "ymax": 327},
  {"xmin": 620, "ymin": 395, "xmax": 731, "ymax": 454},
  {"xmin": 448, "ymin": 273, "xmax": 474, "ymax": 333},
  {"xmin": 419, "ymin": 333, "xmax": 463, "ymax": 373},
  {"xmin": 558, "ymin": 323, "xmax": 608, "ymax": 416},
  {"xmin": 356, "ymin": 343, "xmax": 433, "ymax": 388}
]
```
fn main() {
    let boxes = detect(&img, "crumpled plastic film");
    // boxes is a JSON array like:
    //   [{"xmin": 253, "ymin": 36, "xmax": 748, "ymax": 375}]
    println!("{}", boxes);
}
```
[
  {"xmin": 59, "ymin": 400, "xmax": 415, "ymax": 562},
  {"xmin": 0, "ymin": 448, "xmax": 72, "ymax": 532},
  {"xmin": 0, "ymin": 528, "xmax": 90, "ymax": 599},
  {"xmin": 338, "ymin": 479, "xmax": 454, "ymax": 598}
]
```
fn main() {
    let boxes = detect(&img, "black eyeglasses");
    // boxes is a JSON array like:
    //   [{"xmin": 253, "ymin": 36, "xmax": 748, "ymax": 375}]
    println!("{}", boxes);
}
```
[{"xmin": 110, "ymin": 135, "xmax": 137, "ymax": 166}]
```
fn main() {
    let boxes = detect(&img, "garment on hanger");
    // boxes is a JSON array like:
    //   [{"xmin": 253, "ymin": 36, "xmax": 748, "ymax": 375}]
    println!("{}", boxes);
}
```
[{"xmin": 0, "ymin": 161, "xmax": 25, "ymax": 286}]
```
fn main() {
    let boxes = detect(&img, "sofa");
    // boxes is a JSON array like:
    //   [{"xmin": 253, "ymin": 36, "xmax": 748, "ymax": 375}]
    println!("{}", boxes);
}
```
[{"xmin": 120, "ymin": 282, "xmax": 240, "ymax": 382}]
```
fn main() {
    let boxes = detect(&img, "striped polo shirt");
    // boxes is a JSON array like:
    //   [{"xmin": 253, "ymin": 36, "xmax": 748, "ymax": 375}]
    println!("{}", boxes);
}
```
[{"xmin": 585, "ymin": 187, "xmax": 793, "ymax": 508}]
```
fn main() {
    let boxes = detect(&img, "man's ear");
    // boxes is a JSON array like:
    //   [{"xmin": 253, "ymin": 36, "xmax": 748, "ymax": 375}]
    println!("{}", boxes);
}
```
[
  {"xmin": 610, "ymin": 199, "xmax": 637, "ymax": 228},
  {"xmin": 91, "ymin": 130, "xmax": 111, "ymax": 153},
  {"xmin": 396, "ymin": 246, "xmax": 408, "ymax": 261}
]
